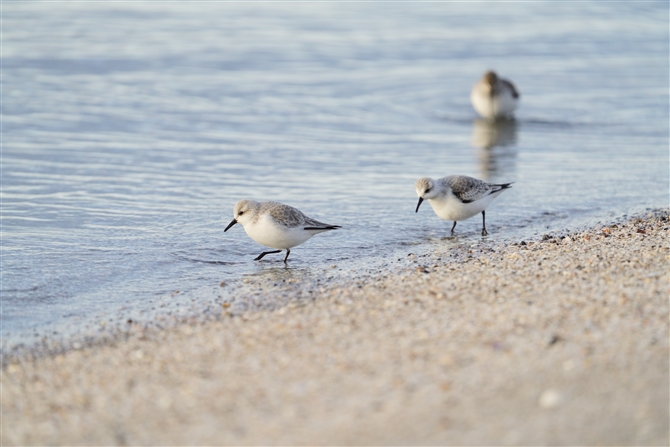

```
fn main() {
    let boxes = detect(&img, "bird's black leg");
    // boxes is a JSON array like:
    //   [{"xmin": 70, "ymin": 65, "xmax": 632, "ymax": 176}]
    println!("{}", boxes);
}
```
[
  {"xmin": 283, "ymin": 248, "xmax": 291, "ymax": 263},
  {"xmin": 254, "ymin": 250, "xmax": 281, "ymax": 261},
  {"xmin": 450, "ymin": 221, "xmax": 457, "ymax": 235},
  {"xmin": 481, "ymin": 211, "xmax": 488, "ymax": 236}
]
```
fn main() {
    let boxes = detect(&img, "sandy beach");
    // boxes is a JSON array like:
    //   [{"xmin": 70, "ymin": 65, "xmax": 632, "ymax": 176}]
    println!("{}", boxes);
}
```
[{"xmin": 3, "ymin": 210, "xmax": 668, "ymax": 445}]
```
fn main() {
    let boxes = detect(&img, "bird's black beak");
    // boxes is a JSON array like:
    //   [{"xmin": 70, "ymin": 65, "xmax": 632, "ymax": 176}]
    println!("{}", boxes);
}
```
[
  {"xmin": 415, "ymin": 197, "xmax": 424, "ymax": 213},
  {"xmin": 224, "ymin": 219, "xmax": 238, "ymax": 232}
]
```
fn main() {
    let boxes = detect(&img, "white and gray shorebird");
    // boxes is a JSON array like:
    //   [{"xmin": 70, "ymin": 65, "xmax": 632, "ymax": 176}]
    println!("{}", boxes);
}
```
[
  {"xmin": 415, "ymin": 175, "xmax": 512, "ymax": 236},
  {"xmin": 224, "ymin": 200, "xmax": 341, "ymax": 262},
  {"xmin": 471, "ymin": 70, "xmax": 520, "ymax": 120}
]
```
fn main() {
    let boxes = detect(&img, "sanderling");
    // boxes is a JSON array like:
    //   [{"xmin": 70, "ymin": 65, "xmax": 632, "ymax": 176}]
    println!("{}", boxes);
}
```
[
  {"xmin": 224, "ymin": 200, "xmax": 341, "ymax": 262},
  {"xmin": 415, "ymin": 175, "xmax": 512, "ymax": 236},
  {"xmin": 471, "ymin": 70, "xmax": 520, "ymax": 120}
]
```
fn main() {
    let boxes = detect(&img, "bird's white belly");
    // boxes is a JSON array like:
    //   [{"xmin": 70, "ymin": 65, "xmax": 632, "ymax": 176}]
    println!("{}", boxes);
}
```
[
  {"xmin": 429, "ymin": 194, "xmax": 492, "ymax": 222},
  {"xmin": 244, "ymin": 216, "xmax": 313, "ymax": 249},
  {"xmin": 471, "ymin": 89, "xmax": 518, "ymax": 119}
]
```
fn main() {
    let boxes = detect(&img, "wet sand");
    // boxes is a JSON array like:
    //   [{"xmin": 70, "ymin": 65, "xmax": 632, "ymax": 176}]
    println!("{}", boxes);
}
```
[{"xmin": 3, "ymin": 211, "xmax": 668, "ymax": 445}]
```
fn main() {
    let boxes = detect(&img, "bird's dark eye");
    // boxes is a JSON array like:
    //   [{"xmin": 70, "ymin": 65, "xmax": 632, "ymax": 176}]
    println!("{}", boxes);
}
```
[
  {"xmin": 239, "ymin": 211, "xmax": 244, "ymax": 215},
  {"xmin": 425, "ymin": 188, "xmax": 431, "ymax": 193}
]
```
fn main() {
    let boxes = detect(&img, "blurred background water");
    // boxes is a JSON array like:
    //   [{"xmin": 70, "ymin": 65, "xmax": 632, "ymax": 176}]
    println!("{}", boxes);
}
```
[{"xmin": 2, "ymin": 2, "xmax": 668, "ymax": 348}]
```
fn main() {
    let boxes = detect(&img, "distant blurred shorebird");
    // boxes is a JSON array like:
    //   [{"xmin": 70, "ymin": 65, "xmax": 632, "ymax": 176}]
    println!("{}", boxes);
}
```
[{"xmin": 471, "ymin": 71, "xmax": 520, "ymax": 120}]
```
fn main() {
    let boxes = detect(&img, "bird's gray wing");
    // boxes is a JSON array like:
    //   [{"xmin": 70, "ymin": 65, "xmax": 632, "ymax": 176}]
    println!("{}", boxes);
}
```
[
  {"xmin": 266, "ymin": 203, "xmax": 340, "ymax": 230},
  {"xmin": 266, "ymin": 203, "xmax": 306, "ymax": 228},
  {"xmin": 445, "ymin": 176, "xmax": 492, "ymax": 203}
]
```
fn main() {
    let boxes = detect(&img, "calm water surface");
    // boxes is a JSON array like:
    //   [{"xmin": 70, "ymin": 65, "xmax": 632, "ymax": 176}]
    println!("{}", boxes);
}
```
[{"xmin": 2, "ymin": 2, "xmax": 668, "ymax": 349}]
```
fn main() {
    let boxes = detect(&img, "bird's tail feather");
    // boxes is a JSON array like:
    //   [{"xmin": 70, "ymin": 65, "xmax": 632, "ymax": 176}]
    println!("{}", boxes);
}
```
[{"xmin": 304, "ymin": 225, "xmax": 341, "ymax": 231}]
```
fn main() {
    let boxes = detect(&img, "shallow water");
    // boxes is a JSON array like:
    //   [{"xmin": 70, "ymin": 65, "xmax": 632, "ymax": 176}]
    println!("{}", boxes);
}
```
[{"xmin": 2, "ymin": 2, "xmax": 668, "ymax": 349}]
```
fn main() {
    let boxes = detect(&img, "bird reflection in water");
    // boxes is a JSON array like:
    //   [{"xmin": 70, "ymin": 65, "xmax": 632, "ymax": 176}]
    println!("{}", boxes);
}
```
[{"xmin": 471, "ymin": 118, "xmax": 518, "ymax": 181}]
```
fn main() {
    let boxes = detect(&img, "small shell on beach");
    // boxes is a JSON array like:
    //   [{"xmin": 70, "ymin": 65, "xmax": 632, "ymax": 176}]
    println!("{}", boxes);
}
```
[{"xmin": 538, "ymin": 389, "xmax": 563, "ymax": 409}]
